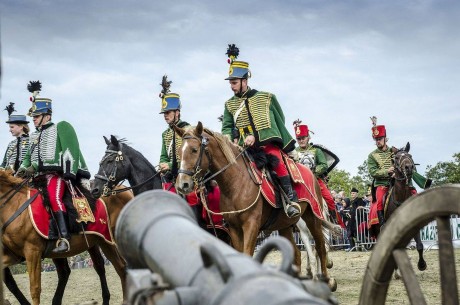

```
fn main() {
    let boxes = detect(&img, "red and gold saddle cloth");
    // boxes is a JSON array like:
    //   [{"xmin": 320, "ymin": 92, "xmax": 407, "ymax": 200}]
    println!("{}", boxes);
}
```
[
  {"xmin": 247, "ymin": 153, "xmax": 324, "ymax": 220},
  {"xmin": 28, "ymin": 189, "xmax": 115, "ymax": 245}
]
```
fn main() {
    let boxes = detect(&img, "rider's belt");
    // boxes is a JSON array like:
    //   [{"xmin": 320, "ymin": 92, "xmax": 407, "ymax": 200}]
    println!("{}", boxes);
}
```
[{"xmin": 239, "ymin": 126, "xmax": 253, "ymax": 137}]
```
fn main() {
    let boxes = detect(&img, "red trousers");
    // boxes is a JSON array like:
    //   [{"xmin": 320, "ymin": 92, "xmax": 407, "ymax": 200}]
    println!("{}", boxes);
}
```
[
  {"xmin": 45, "ymin": 174, "xmax": 66, "ymax": 212},
  {"xmin": 318, "ymin": 178, "xmax": 335, "ymax": 211},
  {"xmin": 262, "ymin": 144, "xmax": 289, "ymax": 177},
  {"xmin": 376, "ymin": 185, "xmax": 417, "ymax": 211}
]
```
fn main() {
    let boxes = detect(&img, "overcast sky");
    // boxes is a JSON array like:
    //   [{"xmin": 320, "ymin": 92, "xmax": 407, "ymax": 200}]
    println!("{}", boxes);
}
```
[{"xmin": 1, "ymin": 0, "xmax": 459, "ymax": 180}]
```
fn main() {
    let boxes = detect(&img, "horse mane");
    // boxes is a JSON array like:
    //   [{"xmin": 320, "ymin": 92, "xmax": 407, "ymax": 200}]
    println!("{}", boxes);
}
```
[
  {"xmin": 202, "ymin": 127, "xmax": 237, "ymax": 164},
  {"xmin": 0, "ymin": 170, "xmax": 25, "ymax": 188}
]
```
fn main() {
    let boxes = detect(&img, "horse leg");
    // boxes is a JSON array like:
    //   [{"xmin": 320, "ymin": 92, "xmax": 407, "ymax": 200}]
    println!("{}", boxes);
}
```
[
  {"xmin": 49, "ymin": 258, "xmax": 70, "ymax": 305},
  {"xmin": 98, "ymin": 243, "xmax": 127, "ymax": 304},
  {"xmin": 24, "ymin": 249, "xmax": 42, "ymax": 305},
  {"xmin": 414, "ymin": 232, "xmax": 427, "ymax": 271},
  {"xmin": 278, "ymin": 227, "xmax": 302, "ymax": 274},
  {"xmin": 241, "ymin": 220, "xmax": 261, "ymax": 256},
  {"xmin": 303, "ymin": 210, "xmax": 337, "ymax": 292},
  {"xmin": 227, "ymin": 225, "xmax": 244, "ymax": 252},
  {"xmin": 296, "ymin": 219, "xmax": 315, "ymax": 279},
  {"xmin": 88, "ymin": 247, "xmax": 111, "ymax": 305},
  {"xmin": 4, "ymin": 267, "xmax": 31, "ymax": 305}
]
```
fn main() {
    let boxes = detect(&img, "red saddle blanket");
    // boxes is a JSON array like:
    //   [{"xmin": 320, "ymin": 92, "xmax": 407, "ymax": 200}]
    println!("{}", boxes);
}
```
[
  {"xmin": 248, "ymin": 154, "xmax": 324, "ymax": 220},
  {"xmin": 28, "ymin": 189, "xmax": 115, "ymax": 245}
]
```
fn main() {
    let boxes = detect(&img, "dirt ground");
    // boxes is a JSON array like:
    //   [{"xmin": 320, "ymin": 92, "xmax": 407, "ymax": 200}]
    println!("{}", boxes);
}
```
[{"xmin": 3, "ymin": 248, "xmax": 459, "ymax": 305}]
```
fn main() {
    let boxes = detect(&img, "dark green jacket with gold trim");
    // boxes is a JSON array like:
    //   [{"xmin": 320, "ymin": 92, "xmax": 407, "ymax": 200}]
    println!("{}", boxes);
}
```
[
  {"xmin": 221, "ymin": 88, "xmax": 295, "ymax": 152},
  {"xmin": 367, "ymin": 146, "xmax": 431, "ymax": 189},
  {"xmin": 159, "ymin": 120, "xmax": 190, "ymax": 169}
]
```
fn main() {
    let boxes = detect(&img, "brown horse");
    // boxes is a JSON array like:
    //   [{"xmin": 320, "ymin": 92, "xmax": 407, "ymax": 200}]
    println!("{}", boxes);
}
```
[
  {"xmin": 382, "ymin": 144, "xmax": 427, "ymax": 275},
  {"xmin": 174, "ymin": 122, "xmax": 338, "ymax": 290},
  {"xmin": 0, "ymin": 170, "xmax": 131, "ymax": 305}
]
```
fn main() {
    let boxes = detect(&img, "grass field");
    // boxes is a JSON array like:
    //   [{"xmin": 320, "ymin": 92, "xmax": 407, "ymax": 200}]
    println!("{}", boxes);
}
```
[{"xmin": 3, "ymin": 248, "xmax": 459, "ymax": 305}]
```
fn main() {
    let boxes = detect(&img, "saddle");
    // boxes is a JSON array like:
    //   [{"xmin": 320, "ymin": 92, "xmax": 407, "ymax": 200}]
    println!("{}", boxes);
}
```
[{"xmin": 244, "ymin": 149, "xmax": 324, "ymax": 220}]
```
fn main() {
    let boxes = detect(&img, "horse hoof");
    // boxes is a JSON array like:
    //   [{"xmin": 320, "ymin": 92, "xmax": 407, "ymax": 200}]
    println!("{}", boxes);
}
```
[
  {"xmin": 418, "ymin": 260, "xmax": 427, "ymax": 271},
  {"xmin": 326, "ymin": 258, "xmax": 333, "ymax": 269},
  {"xmin": 328, "ymin": 278, "xmax": 337, "ymax": 292},
  {"xmin": 394, "ymin": 269, "xmax": 402, "ymax": 280}
]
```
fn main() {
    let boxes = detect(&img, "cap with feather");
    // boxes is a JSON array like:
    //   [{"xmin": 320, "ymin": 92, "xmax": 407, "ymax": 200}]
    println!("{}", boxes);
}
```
[
  {"xmin": 27, "ymin": 80, "xmax": 52, "ymax": 117},
  {"xmin": 5, "ymin": 102, "xmax": 29, "ymax": 124},
  {"xmin": 159, "ymin": 75, "xmax": 181, "ymax": 114},
  {"xmin": 370, "ymin": 115, "xmax": 386, "ymax": 139},
  {"xmin": 225, "ymin": 44, "xmax": 250, "ymax": 80},
  {"xmin": 293, "ymin": 119, "xmax": 312, "ymax": 138}
]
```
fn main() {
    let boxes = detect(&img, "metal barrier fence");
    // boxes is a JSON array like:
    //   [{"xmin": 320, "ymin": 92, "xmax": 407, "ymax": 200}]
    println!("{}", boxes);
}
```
[
  {"xmin": 256, "ymin": 209, "xmax": 460, "ymax": 252},
  {"xmin": 256, "ymin": 207, "xmax": 377, "ymax": 252}
]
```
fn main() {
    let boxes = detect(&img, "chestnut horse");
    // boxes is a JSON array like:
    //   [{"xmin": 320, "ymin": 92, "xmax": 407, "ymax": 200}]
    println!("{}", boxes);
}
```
[
  {"xmin": 175, "ymin": 122, "xmax": 338, "ymax": 290},
  {"xmin": 0, "ymin": 170, "xmax": 131, "ymax": 305}
]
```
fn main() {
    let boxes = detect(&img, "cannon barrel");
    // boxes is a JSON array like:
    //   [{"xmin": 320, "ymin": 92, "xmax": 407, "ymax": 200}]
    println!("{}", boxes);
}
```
[{"xmin": 115, "ymin": 190, "xmax": 331, "ymax": 305}]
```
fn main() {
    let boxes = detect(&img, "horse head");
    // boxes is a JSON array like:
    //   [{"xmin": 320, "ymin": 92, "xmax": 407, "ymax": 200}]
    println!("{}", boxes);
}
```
[
  {"xmin": 392, "ymin": 142, "xmax": 415, "ymax": 185},
  {"xmin": 174, "ymin": 121, "xmax": 213, "ymax": 195},
  {"xmin": 92, "ymin": 135, "xmax": 133, "ymax": 198},
  {"xmin": 92, "ymin": 135, "xmax": 161, "ymax": 198}
]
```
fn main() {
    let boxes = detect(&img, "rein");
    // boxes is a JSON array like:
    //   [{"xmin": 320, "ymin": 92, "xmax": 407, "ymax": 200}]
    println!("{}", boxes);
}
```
[
  {"xmin": 178, "ymin": 134, "xmax": 247, "ymax": 186},
  {"xmin": 0, "ymin": 177, "xmax": 31, "ymax": 209},
  {"xmin": 95, "ymin": 143, "xmax": 160, "ymax": 196}
]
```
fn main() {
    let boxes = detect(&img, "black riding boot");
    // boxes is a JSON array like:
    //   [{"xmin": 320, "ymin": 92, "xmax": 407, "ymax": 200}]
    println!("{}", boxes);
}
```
[
  {"xmin": 52, "ymin": 211, "xmax": 71, "ymax": 253},
  {"xmin": 279, "ymin": 175, "xmax": 301, "ymax": 218},
  {"xmin": 377, "ymin": 210, "xmax": 385, "ymax": 226}
]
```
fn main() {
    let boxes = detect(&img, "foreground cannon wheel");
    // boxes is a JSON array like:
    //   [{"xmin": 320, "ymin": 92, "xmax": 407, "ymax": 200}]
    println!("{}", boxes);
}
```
[{"xmin": 359, "ymin": 185, "xmax": 460, "ymax": 305}]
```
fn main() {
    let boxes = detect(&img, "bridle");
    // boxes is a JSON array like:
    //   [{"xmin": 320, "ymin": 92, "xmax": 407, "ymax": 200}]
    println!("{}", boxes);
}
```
[
  {"xmin": 178, "ymin": 133, "xmax": 247, "ymax": 187},
  {"xmin": 392, "ymin": 150, "xmax": 415, "ymax": 185},
  {"xmin": 178, "ymin": 135, "xmax": 213, "ymax": 186},
  {"xmin": 94, "ymin": 143, "xmax": 160, "ymax": 196}
]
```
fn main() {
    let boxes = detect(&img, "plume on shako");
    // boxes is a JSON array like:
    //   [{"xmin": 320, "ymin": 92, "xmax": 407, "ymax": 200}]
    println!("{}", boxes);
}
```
[
  {"xmin": 158, "ymin": 75, "xmax": 181, "ymax": 114},
  {"xmin": 4, "ymin": 102, "xmax": 16, "ymax": 116},
  {"xmin": 159, "ymin": 75, "xmax": 172, "ymax": 99},
  {"xmin": 226, "ymin": 44, "xmax": 239, "ymax": 64},
  {"xmin": 370, "ymin": 116, "xmax": 377, "ymax": 127},
  {"xmin": 293, "ymin": 119, "xmax": 302, "ymax": 128},
  {"xmin": 27, "ymin": 80, "xmax": 42, "ymax": 100}
]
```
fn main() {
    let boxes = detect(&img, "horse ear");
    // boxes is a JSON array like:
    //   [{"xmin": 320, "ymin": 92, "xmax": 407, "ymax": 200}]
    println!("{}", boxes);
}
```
[
  {"xmin": 405, "ymin": 142, "xmax": 410, "ymax": 152},
  {"xmin": 173, "ymin": 125, "xmax": 185, "ymax": 138},
  {"xmin": 195, "ymin": 121, "xmax": 203, "ymax": 137},
  {"xmin": 110, "ymin": 135, "xmax": 119, "ymax": 147},
  {"xmin": 103, "ymin": 136, "xmax": 110, "ymax": 146}
]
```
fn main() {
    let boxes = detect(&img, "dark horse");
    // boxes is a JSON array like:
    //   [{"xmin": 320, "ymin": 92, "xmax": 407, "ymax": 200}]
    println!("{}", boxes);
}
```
[
  {"xmin": 0, "ymin": 170, "xmax": 132, "ymax": 305},
  {"xmin": 91, "ymin": 135, "xmax": 231, "ymax": 244},
  {"xmin": 378, "ymin": 143, "xmax": 427, "ymax": 276},
  {"xmin": 174, "ymin": 122, "xmax": 340, "ymax": 290},
  {"xmin": 91, "ymin": 135, "xmax": 162, "ymax": 198}
]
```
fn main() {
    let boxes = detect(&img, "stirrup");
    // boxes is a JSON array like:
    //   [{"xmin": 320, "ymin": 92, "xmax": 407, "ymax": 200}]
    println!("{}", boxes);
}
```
[
  {"xmin": 286, "ymin": 202, "xmax": 301, "ymax": 218},
  {"xmin": 52, "ymin": 238, "xmax": 70, "ymax": 253}
]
